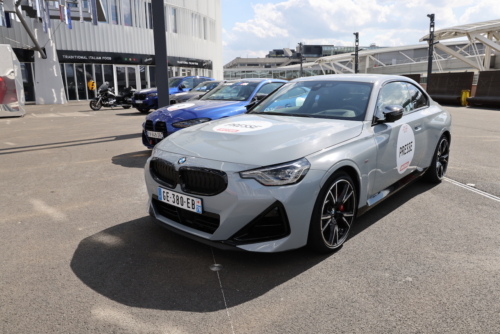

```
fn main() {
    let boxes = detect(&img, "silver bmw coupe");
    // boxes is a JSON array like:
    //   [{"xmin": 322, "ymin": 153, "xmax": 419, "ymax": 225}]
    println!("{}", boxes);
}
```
[{"xmin": 144, "ymin": 74, "xmax": 451, "ymax": 253}]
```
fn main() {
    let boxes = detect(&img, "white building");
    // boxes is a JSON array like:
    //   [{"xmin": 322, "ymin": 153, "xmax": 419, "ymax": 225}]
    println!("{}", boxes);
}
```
[{"xmin": 0, "ymin": 0, "xmax": 222, "ymax": 104}]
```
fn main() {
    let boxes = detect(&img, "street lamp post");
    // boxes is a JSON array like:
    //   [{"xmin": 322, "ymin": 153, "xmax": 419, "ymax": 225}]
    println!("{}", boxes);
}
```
[
  {"xmin": 298, "ymin": 42, "xmax": 303, "ymax": 77},
  {"xmin": 424, "ymin": 14, "xmax": 438, "ymax": 90},
  {"xmin": 353, "ymin": 32, "xmax": 359, "ymax": 74}
]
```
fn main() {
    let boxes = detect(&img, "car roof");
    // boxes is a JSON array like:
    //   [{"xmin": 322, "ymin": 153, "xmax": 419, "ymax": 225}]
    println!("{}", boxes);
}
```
[
  {"xmin": 291, "ymin": 74, "xmax": 417, "ymax": 85},
  {"xmin": 226, "ymin": 78, "xmax": 287, "ymax": 83}
]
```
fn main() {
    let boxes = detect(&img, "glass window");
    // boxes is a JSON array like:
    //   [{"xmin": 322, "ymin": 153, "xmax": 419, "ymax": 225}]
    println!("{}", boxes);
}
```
[
  {"xmin": 171, "ymin": 8, "xmax": 177, "ymax": 33},
  {"xmin": 122, "ymin": 0, "xmax": 132, "ymax": 26},
  {"xmin": 65, "ymin": 64, "xmax": 77, "ymax": 100},
  {"xmin": 21, "ymin": 63, "xmax": 36, "ymax": 102},
  {"xmin": 134, "ymin": 0, "xmax": 141, "ymax": 27},
  {"xmin": 85, "ymin": 64, "xmax": 94, "ymax": 98},
  {"xmin": 111, "ymin": 0, "xmax": 120, "ymax": 25},
  {"xmin": 180, "ymin": 78, "xmax": 194, "ymax": 89},
  {"xmin": 257, "ymin": 82, "xmax": 285, "ymax": 96},
  {"xmin": 201, "ymin": 81, "xmax": 260, "ymax": 101},
  {"xmin": 139, "ymin": 66, "xmax": 147, "ymax": 89},
  {"xmin": 116, "ymin": 66, "xmax": 126, "ymax": 93},
  {"xmin": 149, "ymin": 66, "xmax": 156, "ymax": 87},
  {"xmin": 406, "ymin": 83, "xmax": 428, "ymax": 111},
  {"xmin": 192, "ymin": 81, "xmax": 217, "ymax": 92},
  {"xmin": 75, "ymin": 64, "xmax": 87, "ymax": 100},
  {"xmin": 100, "ymin": 0, "xmax": 109, "ymax": 23},
  {"xmin": 94, "ymin": 65, "xmax": 103, "ymax": 90},
  {"xmin": 103, "ymin": 65, "xmax": 114, "ymax": 85},
  {"xmin": 60, "ymin": 64, "xmax": 68, "ymax": 100},
  {"xmin": 376, "ymin": 82, "xmax": 411, "ymax": 115},
  {"xmin": 127, "ymin": 67, "xmax": 136, "ymax": 89},
  {"xmin": 251, "ymin": 81, "xmax": 373, "ymax": 121}
]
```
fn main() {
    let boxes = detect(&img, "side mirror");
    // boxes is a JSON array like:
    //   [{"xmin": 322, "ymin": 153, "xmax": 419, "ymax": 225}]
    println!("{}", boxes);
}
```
[
  {"xmin": 178, "ymin": 84, "xmax": 186, "ymax": 90},
  {"xmin": 382, "ymin": 105, "xmax": 404, "ymax": 122}
]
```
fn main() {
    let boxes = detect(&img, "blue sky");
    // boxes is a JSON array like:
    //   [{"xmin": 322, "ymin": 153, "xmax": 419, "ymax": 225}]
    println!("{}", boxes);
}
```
[{"xmin": 221, "ymin": 0, "xmax": 499, "ymax": 64}]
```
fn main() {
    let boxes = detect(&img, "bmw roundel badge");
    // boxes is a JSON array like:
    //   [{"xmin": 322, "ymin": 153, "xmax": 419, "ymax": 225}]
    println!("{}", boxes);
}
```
[{"xmin": 178, "ymin": 157, "xmax": 186, "ymax": 164}]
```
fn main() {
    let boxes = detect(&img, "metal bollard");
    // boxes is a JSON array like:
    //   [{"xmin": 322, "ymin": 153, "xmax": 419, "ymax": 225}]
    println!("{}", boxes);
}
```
[{"xmin": 461, "ymin": 89, "xmax": 470, "ymax": 106}]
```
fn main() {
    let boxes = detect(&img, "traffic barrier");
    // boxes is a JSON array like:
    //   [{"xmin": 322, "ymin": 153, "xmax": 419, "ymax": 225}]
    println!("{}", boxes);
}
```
[
  {"xmin": 427, "ymin": 72, "xmax": 474, "ymax": 105},
  {"xmin": 466, "ymin": 71, "xmax": 500, "ymax": 108}
]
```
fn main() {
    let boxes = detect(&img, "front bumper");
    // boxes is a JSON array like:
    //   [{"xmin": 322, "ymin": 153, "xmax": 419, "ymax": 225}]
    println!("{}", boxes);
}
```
[{"xmin": 145, "ymin": 150, "xmax": 325, "ymax": 252}]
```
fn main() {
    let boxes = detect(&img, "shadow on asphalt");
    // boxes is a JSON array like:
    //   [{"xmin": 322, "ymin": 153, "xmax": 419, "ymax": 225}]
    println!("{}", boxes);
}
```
[
  {"xmin": 0, "ymin": 133, "xmax": 142, "ymax": 155},
  {"xmin": 111, "ymin": 150, "xmax": 151, "ymax": 168},
  {"xmin": 70, "ymin": 179, "xmax": 437, "ymax": 312}
]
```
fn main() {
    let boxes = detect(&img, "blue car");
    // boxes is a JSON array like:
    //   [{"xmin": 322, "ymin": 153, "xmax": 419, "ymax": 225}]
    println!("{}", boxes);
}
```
[
  {"xmin": 142, "ymin": 78, "xmax": 286, "ymax": 148},
  {"xmin": 133, "ymin": 76, "xmax": 214, "ymax": 113}
]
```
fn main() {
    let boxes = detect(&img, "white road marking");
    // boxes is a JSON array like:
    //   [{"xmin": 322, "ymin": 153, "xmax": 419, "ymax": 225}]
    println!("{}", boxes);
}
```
[
  {"xmin": 211, "ymin": 247, "xmax": 235, "ymax": 334},
  {"xmin": 3, "ymin": 142, "xmax": 15, "ymax": 146},
  {"xmin": 445, "ymin": 177, "xmax": 500, "ymax": 203},
  {"xmin": 35, "ymin": 113, "xmax": 63, "ymax": 118},
  {"xmin": 30, "ymin": 199, "xmax": 67, "ymax": 221},
  {"xmin": 31, "ymin": 113, "xmax": 37, "ymax": 117}
]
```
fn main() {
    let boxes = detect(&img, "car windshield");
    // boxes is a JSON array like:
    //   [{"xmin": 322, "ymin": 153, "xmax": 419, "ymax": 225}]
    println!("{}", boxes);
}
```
[
  {"xmin": 200, "ymin": 81, "xmax": 259, "ymax": 101},
  {"xmin": 168, "ymin": 78, "xmax": 182, "ymax": 88},
  {"xmin": 250, "ymin": 81, "xmax": 373, "ymax": 121},
  {"xmin": 192, "ymin": 81, "xmax": 219, "ymax": 92}
]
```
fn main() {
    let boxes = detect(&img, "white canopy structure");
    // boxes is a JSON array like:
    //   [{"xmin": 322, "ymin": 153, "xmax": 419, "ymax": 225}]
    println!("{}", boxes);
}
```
[{"xmin": 420, "ymin": 19, "xmax": 500, "ymax": 71}]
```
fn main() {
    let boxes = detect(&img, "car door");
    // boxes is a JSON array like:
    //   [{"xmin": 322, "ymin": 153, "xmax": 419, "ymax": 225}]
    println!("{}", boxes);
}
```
[{"xmin": 371, "ymin": 81, "xmax": 428, "ymax": 194}]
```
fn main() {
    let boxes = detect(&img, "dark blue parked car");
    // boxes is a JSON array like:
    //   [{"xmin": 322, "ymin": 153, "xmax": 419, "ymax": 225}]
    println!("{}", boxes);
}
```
[
  {"xmin": 133, "ymin": 76, "xmax": 214, "ymax": 113},
  {"xmin": 142, "ymin": 78, "xmax": 286, "ymax": 148}
]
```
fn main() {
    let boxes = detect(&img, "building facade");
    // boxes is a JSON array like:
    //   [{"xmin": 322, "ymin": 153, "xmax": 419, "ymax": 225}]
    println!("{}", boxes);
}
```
[{"xmin": 0, "ymin": 0, "xmax": 222, "ymax": 104}]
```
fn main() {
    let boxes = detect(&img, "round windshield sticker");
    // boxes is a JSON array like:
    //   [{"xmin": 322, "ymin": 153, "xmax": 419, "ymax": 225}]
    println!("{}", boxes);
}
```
[
  {"xmin": 167, "ymin": 103, "xmax": 195, "ymax": 111},
  {"xmin": 397, "ymin": 124, "xmax": 415, "ymax": 174},
  {"xmin": 213, "ymin": 120, "xmax": 273, "ymax": 133}
]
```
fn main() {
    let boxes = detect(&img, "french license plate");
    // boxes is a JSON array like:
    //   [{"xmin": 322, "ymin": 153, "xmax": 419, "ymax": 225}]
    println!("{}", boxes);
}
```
[
  {"xmin": 158, "ymin": 187, "xmax": 203, "ymax": 214},
  {"xmin": 147, "ymin": 131, "xmax": 164, "ymax": 139},
  {"xmin": 135, "ymin": 100, "xmax": 143, "ymax": 103}
]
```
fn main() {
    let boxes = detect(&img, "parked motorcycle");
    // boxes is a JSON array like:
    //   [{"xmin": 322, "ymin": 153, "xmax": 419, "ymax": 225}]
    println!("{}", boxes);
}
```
[{"xmin": 89, "ymin": 82, "xmax": 135, "ymax": 111}]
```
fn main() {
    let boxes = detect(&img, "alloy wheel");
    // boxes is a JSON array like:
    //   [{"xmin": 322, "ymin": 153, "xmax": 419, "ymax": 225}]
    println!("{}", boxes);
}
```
[
  {"xmin": 436, "ymin": 137, "xmax": 449, "ymax": 179},
  {"xmin": 320, "ymin": 178, "xmax": 356, "ymax": 248}
]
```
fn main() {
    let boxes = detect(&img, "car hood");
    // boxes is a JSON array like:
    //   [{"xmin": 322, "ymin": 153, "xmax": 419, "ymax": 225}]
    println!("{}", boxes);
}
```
[
  {"xmin": 146, "ymin": 100, "xmax": 249, "ymax": 124},
  {"xmin": 156, "ymin": 114, "xmax": 364, "ymax": 166}
]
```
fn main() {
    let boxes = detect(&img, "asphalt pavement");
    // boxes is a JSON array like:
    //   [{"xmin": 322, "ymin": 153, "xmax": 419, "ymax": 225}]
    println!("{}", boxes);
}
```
[{"xmin": 0, "ymin": 102, "xmax": 499, "ymax": 333}]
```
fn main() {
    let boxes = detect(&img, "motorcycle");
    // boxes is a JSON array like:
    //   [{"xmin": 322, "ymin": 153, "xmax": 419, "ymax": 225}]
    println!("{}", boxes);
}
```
[{"xmin": 89, "ymin": 83, "xmax": 135, "ymax": 111}]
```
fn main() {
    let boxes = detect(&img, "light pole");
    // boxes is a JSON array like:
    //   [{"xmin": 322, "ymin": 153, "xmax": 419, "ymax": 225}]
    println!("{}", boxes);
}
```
[
  {"xmin": 424, "ymin": 14, "xmax": 438, "ymax": 89},
  {"xmin": 353, "ymin": 32, "xmax": 359, "ymax": 74},
  {"xmin": 298, "ymin": 42, "xmax": 303, "ymax": 77}
]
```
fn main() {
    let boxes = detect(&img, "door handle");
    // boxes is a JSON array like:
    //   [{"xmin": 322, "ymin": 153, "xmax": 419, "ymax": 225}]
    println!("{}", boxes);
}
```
[{"xmin": 414, "ymin": 125, "xmax": 422, "ymax": 131}]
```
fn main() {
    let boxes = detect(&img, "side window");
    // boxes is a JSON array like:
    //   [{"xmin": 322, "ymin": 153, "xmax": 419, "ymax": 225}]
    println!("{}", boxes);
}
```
[
  {"xmin": 406, "ymin": 83, "xmax": 428, "ymax": 110},
  {"xmin": 181, "ymin": 78, "xmax": 194, "ymax": 89},
  {"xmin": 376, "ymin": 82, "xmax": 411, "ymax": 116},
  {"xmin": 257, "ymin": 83, "xmax": 284, "ymax": 96},
  {"xmin": 195, "ymin": 78, "xmax": 206, "ymax": 87}
]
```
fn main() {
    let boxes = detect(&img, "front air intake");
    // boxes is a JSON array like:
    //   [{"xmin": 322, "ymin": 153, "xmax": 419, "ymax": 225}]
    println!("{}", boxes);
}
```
[{"xmin": 229, "ymin": 201, "xmax": 290, "ymax": 244}]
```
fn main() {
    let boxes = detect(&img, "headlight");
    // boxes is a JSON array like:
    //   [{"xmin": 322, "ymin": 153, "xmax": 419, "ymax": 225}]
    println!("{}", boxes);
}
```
[
  {"xmin": 147, "ymin": 93, "xmax": 157, "ymax": 97},
  {"xmin": 240, "ymin": 158, "xmax": 310, "ymax": 186},
  {"xmin": 172, "ymin": 118, "xmax": 211, "ymax": 128}
]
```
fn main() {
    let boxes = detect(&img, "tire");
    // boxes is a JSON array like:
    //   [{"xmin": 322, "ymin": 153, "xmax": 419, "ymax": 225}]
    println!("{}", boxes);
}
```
[
  {"xmin": 425, "ymin": 135, "xmax": 450, "ymax": 184},
  {"xmin": 122, "ymin": 106, "xmax": 131, "ymax": 109},
  {"xmin": 138, "ymin": 108, "xmax": 150, "ymax": 114},
  {"xmin": 89, "ymin": 100, "xmax": 101, "ymax": 111},
  {"xmin": 307, "ymin": 171, "xmax": 357, "ymax": 253}
]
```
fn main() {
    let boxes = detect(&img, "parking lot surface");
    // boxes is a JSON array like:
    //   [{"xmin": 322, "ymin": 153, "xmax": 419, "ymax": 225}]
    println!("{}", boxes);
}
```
[{"xmin": 1, "ymin": 103, "xmax": 499, "ymax": 333}]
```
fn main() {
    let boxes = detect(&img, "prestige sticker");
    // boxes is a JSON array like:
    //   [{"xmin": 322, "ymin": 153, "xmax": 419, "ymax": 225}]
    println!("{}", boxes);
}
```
[
  {"xmin": 397, "ymin": 124, "xmax": 415, "ymax": 174},
  {"xmin": 167, "ymin": 103, "xmax": 195, "ymax": 111},
  {"xmin": 213, "ymin": 120, "xmax": 273, "ymax": 133}
]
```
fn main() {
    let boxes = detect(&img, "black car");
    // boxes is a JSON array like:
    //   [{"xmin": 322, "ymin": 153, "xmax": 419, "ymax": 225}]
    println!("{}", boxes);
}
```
[{"xmin": 169, "ymin": 80, "xmax": 225, "ymax": 104}]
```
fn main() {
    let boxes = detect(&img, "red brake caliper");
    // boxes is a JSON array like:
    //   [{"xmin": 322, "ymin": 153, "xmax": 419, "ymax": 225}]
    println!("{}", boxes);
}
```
[{"xmin": 339, "ymin": 204, "xmax": 345, "ymax": 212}]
